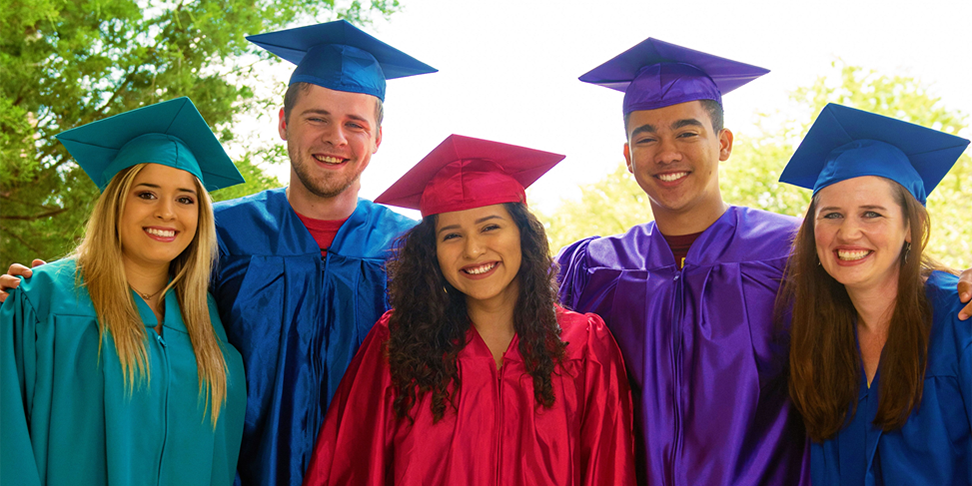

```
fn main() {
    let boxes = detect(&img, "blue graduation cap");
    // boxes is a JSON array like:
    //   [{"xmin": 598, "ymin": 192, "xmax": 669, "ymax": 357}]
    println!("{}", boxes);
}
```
[
  {"xmin": 246, "ymin": 20, "xmax": 437, "ymax": 101},
  {"xmin": 55, "ymin": 97, "xmax": 244, "ymax": 192},
  {"xmin": 779, "ymin": 103, "xmax": 969, "ymax": 205},
  {"xmin": 580, "ymin": 37, "xmax": 769, "ymax": 115}
]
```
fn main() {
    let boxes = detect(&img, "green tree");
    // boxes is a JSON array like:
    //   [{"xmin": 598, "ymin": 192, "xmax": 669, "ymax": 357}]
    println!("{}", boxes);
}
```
[
  {"xmin": 1, "ymin": 0, "xmax": 399, "ymax": 269},
  {"xmin": 543, "ymin": 62, "xmax": 972, "ymax": 269}
]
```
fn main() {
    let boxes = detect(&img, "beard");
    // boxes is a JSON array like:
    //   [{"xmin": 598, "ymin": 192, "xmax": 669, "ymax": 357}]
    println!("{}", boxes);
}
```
[{"xmin": 288, "ymin": 146, "xmax": 362, "ymax": 199}]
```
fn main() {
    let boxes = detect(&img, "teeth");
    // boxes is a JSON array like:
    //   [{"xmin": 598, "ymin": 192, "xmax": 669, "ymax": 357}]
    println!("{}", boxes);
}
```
[
  {"xmin": 837, "ymin": 250, "xmax": 870, "ymax": 261},
  {"xmin": 314, "ymin": 155, "xmax": 344, "ymax": 164},
  {"xmin": 146, "ymin": 228, "xmax": 175, "ymax": 238},
  {"xmin": 658, "ymin": 172, "xmax": 688, "ymax": 182},
  {"xmin": 465, "ymin": 262, "xmax": 497, "ymax": 275}
]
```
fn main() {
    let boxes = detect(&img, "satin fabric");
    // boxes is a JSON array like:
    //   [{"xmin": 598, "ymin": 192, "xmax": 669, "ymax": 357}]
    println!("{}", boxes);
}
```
[
  {"xmin": 1, "ymin": 259, "xmax": 246, "ymax": 486},
  {"xmin": 212, "ymin": 188, "xmax": 416, "ymax": 485},
  {"xmin": 303, "ymin": 307, "xmax": 636, "ymax": 485},
  {"xmin": 811, "ymin": 271, "xmax": 972, "ymax": 486},
  {"xmin": 557, "ymin": 206, "xmax": 810, "ymax": 486}
]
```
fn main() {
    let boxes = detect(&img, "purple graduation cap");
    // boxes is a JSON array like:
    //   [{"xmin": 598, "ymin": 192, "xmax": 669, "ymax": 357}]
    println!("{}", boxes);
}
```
[
  {"xmin": 580, "ymin": 37, "xmax": 769, "ymax": 115},
  {"xmin": 780, "ymin": 103, "xmax": 969, "ymax": 205},
  {"xmin": 247, "ymin": 20, "xmax": 437, "ymax": 101}
]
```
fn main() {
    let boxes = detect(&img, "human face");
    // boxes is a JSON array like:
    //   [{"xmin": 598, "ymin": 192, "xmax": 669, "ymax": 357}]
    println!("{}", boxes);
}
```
[
  {"xmin": 813, "ymin": 176, "xmax": 911, "ymax": 293},
  {"xmin": 119, "ymin": 164, "xmax": 199, "ymax": 274},
  {"xmin": 279, "ymin": 84, "xmax": 383, "ymax": 199},
  {"xmin": 435, "ymin": 204, "xmax": 522, "ymax": 310},
  {"xmin": 623, "ymin": 100, "xmax": 732, "ymax": 225}
]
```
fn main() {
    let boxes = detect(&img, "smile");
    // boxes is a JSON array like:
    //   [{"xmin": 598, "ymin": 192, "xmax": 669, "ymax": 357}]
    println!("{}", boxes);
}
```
[
  {"xmin": 836, "ymin": 249, "xmax": 871, "ymax": 261},
  {"xmin": 463, "ymin": 262, "xmax": 498, "ymax": 275},
  {"xmin": 313, "ymin": 155, "xmax": 347, "ymax": 165},
  {"xmin": 656, "ymin": 172, "xmax": 689, "ymax": 182},
  {"xmin": 145, "ymin": 227, "xmax": 176, "ymax": 238}
]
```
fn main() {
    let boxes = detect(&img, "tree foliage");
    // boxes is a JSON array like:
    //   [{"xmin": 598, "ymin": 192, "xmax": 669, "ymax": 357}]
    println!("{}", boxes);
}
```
[
  {"xmin": 543, "ymin": 62, "xmax": 971, "ymax": 268},
  {"xmin": 1, "ymin": 0, "xmax": 399, "ymax": 269}
]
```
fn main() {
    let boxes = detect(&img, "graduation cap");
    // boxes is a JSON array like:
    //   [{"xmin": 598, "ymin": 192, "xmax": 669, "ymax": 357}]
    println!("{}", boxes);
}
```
[
  {"xmin": 56, "ymin": 97, "xmax": 244, "ymax": 192},
  {"xmin": 779, "ymin": 103, "xmax": 969, "ymax": 205},
  {"xmin": 375, "ymin": 135, "xmax": 565, "ymax": 217},
  {"xmin": 580, "ymin": 37, "xmax": 769, "ymax": 115},
  {"xmin": 246, "ymin": 20, "xmax": 437, "ymax": 101}
]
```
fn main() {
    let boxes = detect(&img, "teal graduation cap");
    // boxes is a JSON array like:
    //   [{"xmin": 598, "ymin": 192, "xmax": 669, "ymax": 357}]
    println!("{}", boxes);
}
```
[
  {"xmin": 55, "ymin": 97, "xmax": 244, "ymax": 192},
  {"xmin": 580, "ymin": 37, "xmax": 769, "ymax": 115},
  {"xmin": 246, "ymin": 20, "xmax": 437, "ymax": 101},
  {"xmin": 779, "ymin": 103, "xmax": 969, "ymax": 205}
]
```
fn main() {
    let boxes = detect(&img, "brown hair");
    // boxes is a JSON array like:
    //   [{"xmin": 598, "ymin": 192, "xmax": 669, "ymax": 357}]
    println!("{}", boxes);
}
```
[
  {"xmin": 385, "ymin": 203, "xmax": 567, "ymax": 422},
  {"xmin": 780, "ymin": 181, "xmax": 951, "ymax": 441},
  {"xmin": 283, "ymin": 81, "xmax": 384, "ymax": 126}
]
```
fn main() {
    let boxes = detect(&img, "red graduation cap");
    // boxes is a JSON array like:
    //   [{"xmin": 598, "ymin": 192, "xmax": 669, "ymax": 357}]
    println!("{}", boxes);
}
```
[{"xmin": 375, "ymin": 135, "xmax": 565, "ymax": 217}]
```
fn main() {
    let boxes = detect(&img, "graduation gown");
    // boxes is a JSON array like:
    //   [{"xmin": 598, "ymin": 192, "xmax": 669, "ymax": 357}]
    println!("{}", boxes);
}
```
[
  {"xmin": 302, "ymin": 307, "xmax": 636, "ymax": 485},
  {"xmin": 212, "ymin": 188, "xmax": 416, "ymax": 485},
  {"xmin": 1, "ymin": 259, "xmax": 246, "ymax": 486},
  {"xmin": 811, "ymin": 271, "xmax": 972, "ymax": 486},
  {"xmin": 557, "ymin": 206, "xmax": 809, "ymax": 486}
]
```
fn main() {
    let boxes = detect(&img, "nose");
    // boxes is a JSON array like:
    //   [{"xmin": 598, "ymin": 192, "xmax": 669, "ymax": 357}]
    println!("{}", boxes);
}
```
[
  {"xmin": 654, "ymin": 136, "xmax": 682, "ymax": 165},
  {"xmin": 156, "ymin": 198, "xmax": 176, "ymax": 221},
  {"xmin": 836, "ymin": 216, "xmax": 863, "ymax": 241},
  {"xmin": 463, "ymin": 235, "xmax": 485, "ymax": 259},
  {"xmin": 321, "ymin": 122, "xmax": 348, "ymax": 146}
]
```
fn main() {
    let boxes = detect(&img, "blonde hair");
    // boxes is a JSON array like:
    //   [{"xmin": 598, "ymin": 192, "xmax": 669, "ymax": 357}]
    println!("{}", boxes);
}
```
[{"xmin": 73, "ymin": 163, "xmax": 228, "ymax": 424}]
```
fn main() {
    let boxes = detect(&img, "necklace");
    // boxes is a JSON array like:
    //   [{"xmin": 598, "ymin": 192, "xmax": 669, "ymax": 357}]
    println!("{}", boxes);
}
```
[{"xmin": 131, "ymin": 284, "xmax": 165, "ymax": 301}]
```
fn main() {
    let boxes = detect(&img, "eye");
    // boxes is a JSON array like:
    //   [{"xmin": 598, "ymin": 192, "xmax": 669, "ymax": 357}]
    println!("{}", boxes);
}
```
[
  {"xmin": 441, "ymin": 232, "xmax": 460, "ymax": 242},
  {"xmin": 177, "ymin": 195, "xmax": 196, "ymax": 205},
  {"xmin": 481, "ymin": 223, "xmax": 501, "ymax": 233},
  {"xmin": 634, "ymin": 136, "xmax": 656, "ymax": 145},
  {"xmin": 863, "ymin": 210, "xmax": 882, "ymax": 218},
  {"xmin": 677, "ymin": 131, "xmax": 699, "ymax": 139},
  {"xmin": 136, "ymin": 191, "xmax": 157, "ymax": 200},
  {"xmin": 821, "ymin": 212, "xmax": 842, "ymax": 220}
]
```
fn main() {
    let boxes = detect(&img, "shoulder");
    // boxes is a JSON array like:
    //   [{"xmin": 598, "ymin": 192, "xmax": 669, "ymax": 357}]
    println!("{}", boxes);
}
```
[
  {"xmin": 212, "ymin": 187, "xmax": 283, "ymax": 215},
  {"xmin": 7, "ymin": 259, "xmax": 92, "ymax": 320},
  {"xmin": 556, "ymin": 306, "xmax": 621, "ymax": 361},
  {"xmin": 558, "ymin": 222, "xmax": 658, "ymax": 271},
  {"xmin": 724, "ymin": 206, "xmax": 800, "ymax": 255},
  {"xmin": 332, "ymin": 199, "xmax": 417, "ymax": 257},
  {"xmin": 925, "ymin": 271, "xmax": 971, "ymax": 351}
]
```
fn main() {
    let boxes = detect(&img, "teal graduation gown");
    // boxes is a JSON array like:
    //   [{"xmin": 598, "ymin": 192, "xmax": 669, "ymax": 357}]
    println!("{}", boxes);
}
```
[
  {"xmin": 1, "ymin": 258, "xmax": 246, "ymax": 486},
  {"xmin": 811, "ymin": 271, "xmax": 972, "ymax": 485}
]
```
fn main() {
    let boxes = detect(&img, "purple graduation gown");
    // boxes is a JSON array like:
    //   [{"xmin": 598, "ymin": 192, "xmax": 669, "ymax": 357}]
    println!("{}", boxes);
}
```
[{"xmin": 557, "ymin": 206, "xmax": 810, "ymax": 486}]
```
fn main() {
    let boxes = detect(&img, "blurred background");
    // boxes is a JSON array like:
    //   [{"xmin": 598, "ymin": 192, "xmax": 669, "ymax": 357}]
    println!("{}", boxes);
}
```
[{"xmin": 3, "ymin": 0, "xmax": 969, "ymax": 269}]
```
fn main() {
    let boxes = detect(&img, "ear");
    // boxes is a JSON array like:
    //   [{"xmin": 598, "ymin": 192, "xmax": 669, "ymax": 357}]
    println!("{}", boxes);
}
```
[
  {"xmin": 718, "ymin": 128, "xmax": 733, "ymax": 161},
  {"xmin": 374, "ymin": 126, "xmax": 383, "ymax": 153},
  {"xmin": 278, "ymin": 108, "xmax": 288, "ymax": 140},
  {"xmin": 623, "ymin": 143, "xmax": 634, "ymax": 173}
]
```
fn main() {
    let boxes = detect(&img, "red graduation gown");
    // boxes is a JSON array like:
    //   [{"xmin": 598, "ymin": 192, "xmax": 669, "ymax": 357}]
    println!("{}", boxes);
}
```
[{"xmin": 303, "ymin": 307, "xmax": 635, "ymax": 485}]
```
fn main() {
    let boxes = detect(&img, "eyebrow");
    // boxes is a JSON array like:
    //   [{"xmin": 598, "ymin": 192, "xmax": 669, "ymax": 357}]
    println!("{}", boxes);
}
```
[
  {"xmin": 135, "ymin": 182, "xmax": 198, "ymax": 196},
  {"xmin": 436, "ymin": 215, "xmax": 504, "ymax": 235},
  {"xmin": 301, "ymin": 108, "xmax": 371, "ymax": 125},
  {"xmin": 629, "ymin": 118, "xmax": 705, "ymax": 139},
  {"xmin": 817, "ymin": 204, "xmax": 888, "ymax": 213}
]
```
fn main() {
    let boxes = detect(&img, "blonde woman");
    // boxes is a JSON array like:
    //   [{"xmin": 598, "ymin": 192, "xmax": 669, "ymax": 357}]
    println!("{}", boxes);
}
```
[{"xmin": 1, "ymin": 98, "xmax": 247, "ymax": 486}]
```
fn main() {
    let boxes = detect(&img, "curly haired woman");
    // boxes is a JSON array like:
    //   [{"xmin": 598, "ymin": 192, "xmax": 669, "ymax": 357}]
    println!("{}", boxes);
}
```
[{"xmin": 302, "ymin": 135, "xmax": 635, "ymax": 486}]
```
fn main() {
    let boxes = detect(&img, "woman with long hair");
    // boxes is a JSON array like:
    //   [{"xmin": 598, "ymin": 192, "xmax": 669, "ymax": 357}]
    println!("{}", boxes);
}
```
[
  {"xmin": 302, "ymin": 135, "xmax": 635, "ymax": 485},
  {"xmin": 778, "ymin": 104, "xmax": 971, "ymax": 485},
  {"xmin": 1, "ymin": 98, "xmax": 247, "ymax": 486}
]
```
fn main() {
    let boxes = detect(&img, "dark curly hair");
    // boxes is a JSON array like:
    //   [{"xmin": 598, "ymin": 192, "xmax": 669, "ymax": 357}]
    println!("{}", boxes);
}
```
[{"xmin": 385, "ymin": 202, "xmax": 567, "ymax": 422}]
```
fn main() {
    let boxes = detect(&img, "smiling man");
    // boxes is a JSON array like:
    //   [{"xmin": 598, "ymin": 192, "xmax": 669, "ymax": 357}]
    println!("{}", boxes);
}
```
[{"xmin": 208, "ymin": 21, "xmax": 435, "ymax": 485}]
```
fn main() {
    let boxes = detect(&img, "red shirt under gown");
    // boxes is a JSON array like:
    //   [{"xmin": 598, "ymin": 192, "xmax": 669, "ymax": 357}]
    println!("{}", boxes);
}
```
[{"xmin": 302, "ymin": 306, "xmax": 636, "ymax": 485}]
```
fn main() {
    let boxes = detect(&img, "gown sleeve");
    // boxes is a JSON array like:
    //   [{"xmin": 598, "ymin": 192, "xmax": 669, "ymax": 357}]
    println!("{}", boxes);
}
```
[
  {"xmin": 302, "ymin": 313, "xmax": 395, "ymax": 486},
  {"xmin": 960, "ymin": 324, "xmax": 972, "ymax": 429},
  {"xmin": 1, "ymin": 284, "xmax": 43, "ymax": 486},
  {"xmin": 577, "ymin": 312, "xmax": 636, "ymax": 485}
]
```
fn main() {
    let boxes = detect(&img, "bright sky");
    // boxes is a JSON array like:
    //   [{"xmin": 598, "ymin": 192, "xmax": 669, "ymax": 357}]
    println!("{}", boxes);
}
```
[{"xmin": 254, "ymin": 0, "xmax": 972, "ymax": 216}]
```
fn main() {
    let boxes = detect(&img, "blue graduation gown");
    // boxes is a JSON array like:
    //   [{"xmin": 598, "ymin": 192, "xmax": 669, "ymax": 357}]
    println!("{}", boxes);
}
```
[
  {"xmin": 811, "ymin": 271, "xmax": 972, "ymax": 486},
  {"xmin": 212, "ymin": 188, "xmax": 416, "ymax": 485},
  {"xmin": 557, "ymin": 206, "xmax": 810, "ymax": 486},
  {"xmin": 1, "ymin": 259, "xmax": 246, "ymax": 486}
]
